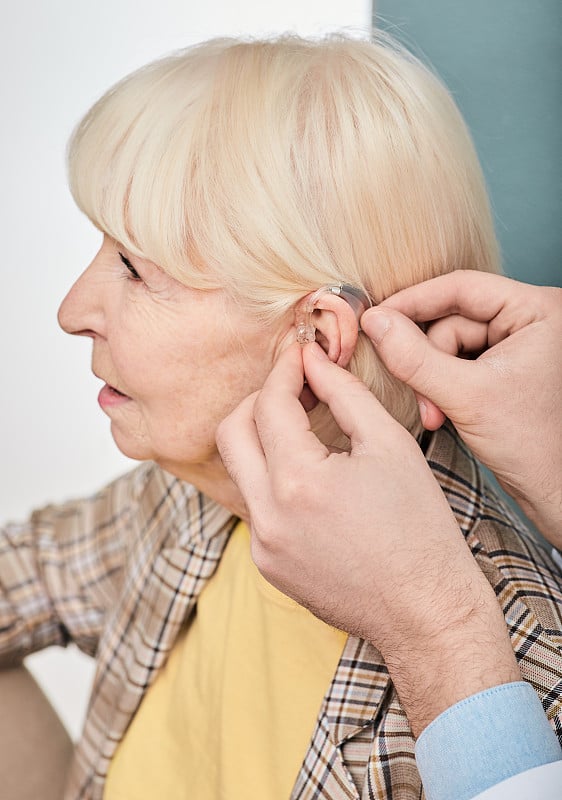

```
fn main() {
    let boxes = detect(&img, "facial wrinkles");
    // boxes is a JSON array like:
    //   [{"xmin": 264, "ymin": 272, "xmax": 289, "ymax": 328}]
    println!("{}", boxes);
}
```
[
  {"xmin": 78, "ymin": 235, "xmax": 294, "ymax": 487},
  {"xmin": 118, "ymin": 289, "xmax": 236, "ymax": 437},
  {"xmin": 101, "ymin": 272, "xmax": 180, "ymax": 395}
]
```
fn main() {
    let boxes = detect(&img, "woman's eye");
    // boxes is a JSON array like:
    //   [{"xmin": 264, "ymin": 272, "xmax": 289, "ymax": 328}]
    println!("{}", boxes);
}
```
[{"xmin": 118, "ymin": 252, "xmax": 142, "ymax": 282}]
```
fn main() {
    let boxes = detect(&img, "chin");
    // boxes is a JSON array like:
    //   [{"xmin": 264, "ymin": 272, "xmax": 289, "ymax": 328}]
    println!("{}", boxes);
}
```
[{"xmin": 110, "ymin": 424, "xmax": 155, "ymax": 463}]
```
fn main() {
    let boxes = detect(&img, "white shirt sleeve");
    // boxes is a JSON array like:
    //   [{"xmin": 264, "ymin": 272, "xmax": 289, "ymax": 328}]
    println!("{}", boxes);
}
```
[{"xmin": 470, "ymin": 760, "xmax": 562, "ymax": 800}]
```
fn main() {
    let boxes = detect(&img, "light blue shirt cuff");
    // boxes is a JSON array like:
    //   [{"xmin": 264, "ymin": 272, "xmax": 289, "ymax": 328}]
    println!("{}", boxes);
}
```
[{"xmin": 415, "ymin": 682, "xmax": 562, "ymax": 800}]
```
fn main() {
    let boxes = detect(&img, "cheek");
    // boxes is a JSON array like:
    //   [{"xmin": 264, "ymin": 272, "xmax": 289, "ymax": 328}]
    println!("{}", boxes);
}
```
[
  {"xmin": 127, "ymin": 355, "xmax": 223, "ymax": 439},
  {"xmin": 112, "ymin": 308, "xmax": 276, "ymax": 451},
  {"xmin": 153, "ymin": 352, "xmax": 264, "ymax": 440}
]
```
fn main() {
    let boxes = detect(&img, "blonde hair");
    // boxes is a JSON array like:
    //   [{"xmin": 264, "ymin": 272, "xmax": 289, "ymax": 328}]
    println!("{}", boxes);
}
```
[{"xmin": 69, "ymin": 32, "xmax": 500, "ymax": 443}]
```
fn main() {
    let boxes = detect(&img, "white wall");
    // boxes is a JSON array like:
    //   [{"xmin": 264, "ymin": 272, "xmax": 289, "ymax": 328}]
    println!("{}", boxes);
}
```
[{"xmin": 0, "ymin": 0, "xmax": 370, "ymax": 742}]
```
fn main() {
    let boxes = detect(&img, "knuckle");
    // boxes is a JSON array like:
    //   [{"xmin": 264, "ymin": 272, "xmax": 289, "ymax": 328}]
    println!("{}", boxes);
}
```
[
  {"xmin": 397, "ymin": 338, "xmax": 432, "ymax": 388},
  {"xmin": 252, "ymin": 389, "xmax": 268, "ymax": 419},
  {"xmin": 250, "ymin": 524, "xmax": 284, "ymax": 579},
  {"xmin": 426, "ymin": 318, "xmax": 457, "ymax": 353},
  {"xmin": 214, "ymin": 425, "xmax": 227, "ymax": 455},
  {"xmin": 215, "ymin": 414, "xmax": 234, "ymax": 451},
  {"xmin": 253, "ymin": 386, "xmax": 276, "ymax": 422},
  {"xmin": 215, "ymin": 430, "xmax": 232, "ymax": 465},
  {"xmin": 249, "ymin": 536, "xmax": 270, "ymax": 577},
  {"xmin": 271, "ymin": 469, "xmax": 312, "ymax": 508}
]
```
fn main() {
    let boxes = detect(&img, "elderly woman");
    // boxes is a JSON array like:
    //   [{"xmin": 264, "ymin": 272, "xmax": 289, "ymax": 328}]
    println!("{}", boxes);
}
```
[{"xmin": 1, "ymin": 33, "xmax": 561, "ymax": 800}]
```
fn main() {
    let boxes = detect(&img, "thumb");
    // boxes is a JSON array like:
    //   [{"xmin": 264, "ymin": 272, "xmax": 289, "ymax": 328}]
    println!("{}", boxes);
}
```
[
  {"xmin": 361, "ymin": 308, "xmax": 477, "ymax": 418},
  {"xmin": 302, "ymin": 342, "xmax": 405, "ymax": 454}
]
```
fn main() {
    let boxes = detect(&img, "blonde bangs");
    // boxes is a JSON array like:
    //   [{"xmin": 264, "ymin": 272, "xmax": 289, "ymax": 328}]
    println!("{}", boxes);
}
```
[
  {"xmin": 68, "ymin": 43, "xmax": 230, "ymax": 289},
  {"xmin": 69, "ymin": 34, "xmax": 499, "ymax": 304}
]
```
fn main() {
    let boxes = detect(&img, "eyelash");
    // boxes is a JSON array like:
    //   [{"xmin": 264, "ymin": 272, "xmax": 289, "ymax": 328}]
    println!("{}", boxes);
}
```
[{"xmin": 118, "ymin": 252, "xmax": 142, "ymax": 282}]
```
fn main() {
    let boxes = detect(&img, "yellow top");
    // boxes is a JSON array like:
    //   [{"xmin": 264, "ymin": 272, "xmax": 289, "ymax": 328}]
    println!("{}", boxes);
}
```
[{"xmin": 104, "ymin": 520, "xmax": 347, "ymax": 800}]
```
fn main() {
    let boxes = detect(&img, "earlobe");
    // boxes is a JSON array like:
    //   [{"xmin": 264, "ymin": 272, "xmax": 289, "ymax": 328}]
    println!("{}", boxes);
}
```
[{"xmin": 295, "ymin": 284, "xmax": 371, "ymax": 367}]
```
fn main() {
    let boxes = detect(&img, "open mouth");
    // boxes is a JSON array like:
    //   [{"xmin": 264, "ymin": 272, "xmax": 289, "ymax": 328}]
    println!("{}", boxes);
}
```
[
  {"xmin": 98, "ymin": 382, "xmax": 131, "ymax": 408},
  {"xmin": 108, "ymin": 385, "xmax": 128, "ymax": 397}
]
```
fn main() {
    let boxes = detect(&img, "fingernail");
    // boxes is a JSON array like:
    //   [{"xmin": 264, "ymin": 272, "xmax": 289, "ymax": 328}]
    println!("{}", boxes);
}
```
[
  {"xmin": 308, "ymin": 342, "xmax": 329, "ymax": 360},
  {"xmin": 364, "ymin": 311, "xmax": 391, "ymax": 345},
  {"xmin": 418, "ymin": 400, "xmax": 427, "ymax": 425}
]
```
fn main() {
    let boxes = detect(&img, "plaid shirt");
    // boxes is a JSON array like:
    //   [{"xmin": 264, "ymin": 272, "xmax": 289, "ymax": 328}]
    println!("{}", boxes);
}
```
[{"xmin": 1, "ymin": 424, "xmax": 561, "ymax": 799}]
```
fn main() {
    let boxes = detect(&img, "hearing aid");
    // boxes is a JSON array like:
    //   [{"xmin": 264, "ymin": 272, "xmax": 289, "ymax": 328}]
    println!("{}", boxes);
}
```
[{"xmin": 295, "ymin": 284, "xmax": 373, "ymax": 345}]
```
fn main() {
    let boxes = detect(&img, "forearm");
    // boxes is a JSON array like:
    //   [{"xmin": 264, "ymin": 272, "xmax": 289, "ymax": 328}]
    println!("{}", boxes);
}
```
[
  {"xmin": 0, "ymin": 465, "xmax": 145, "ymax": 663},
  {"xmin": 0, "ymin": 520, "xmax": 66, "ymax": 665}
]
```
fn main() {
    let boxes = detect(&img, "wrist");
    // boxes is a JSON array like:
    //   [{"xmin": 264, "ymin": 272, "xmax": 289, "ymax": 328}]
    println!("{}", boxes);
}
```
[
  {"xmin": 498, "ymin": 470, "xmax": 562, "ymax": 549},
  {"xmin": 379, "ymin": 591, "xmax": 521, "ymax": 737},
  {"xmin": 517, "ymin": 494, "xmax": 562, "ymax": 550}
]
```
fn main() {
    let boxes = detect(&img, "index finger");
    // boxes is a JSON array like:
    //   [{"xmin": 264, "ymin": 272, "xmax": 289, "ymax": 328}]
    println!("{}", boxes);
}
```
[
  {"xmin": 376, "ymin": 271, "xmax": 519, "ymax": 323},
  {"xmin": 301, "ymin": 343, "xmax": 410, "ymax": 457},
  {"xmin": 253, "ymin": 343, "xmax": 330, "ymax": 465}
]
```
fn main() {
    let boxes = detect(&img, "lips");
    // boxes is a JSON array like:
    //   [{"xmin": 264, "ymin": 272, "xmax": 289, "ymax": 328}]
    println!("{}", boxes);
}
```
[{"xmin": 97, "ymin": 383, "xmax": 132, "ymax": 409}]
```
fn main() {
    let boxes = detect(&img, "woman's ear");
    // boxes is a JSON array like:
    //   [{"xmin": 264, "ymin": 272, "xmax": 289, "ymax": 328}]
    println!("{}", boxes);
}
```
[{"xmin": 295, "ymin": 292, "xmax": 360, "ymax": 367}]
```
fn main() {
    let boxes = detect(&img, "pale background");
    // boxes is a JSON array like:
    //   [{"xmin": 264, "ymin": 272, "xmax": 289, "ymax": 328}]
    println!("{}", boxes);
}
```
[{"xmin": 0, "ymin": 0, "xmax": 370, "ymax": 740}]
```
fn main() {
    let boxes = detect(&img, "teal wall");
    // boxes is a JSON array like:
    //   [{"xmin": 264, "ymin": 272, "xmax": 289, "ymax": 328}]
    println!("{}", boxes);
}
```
[{"xmin": 374, "ymin": 1, "xmax": 561, "ymax": 287}]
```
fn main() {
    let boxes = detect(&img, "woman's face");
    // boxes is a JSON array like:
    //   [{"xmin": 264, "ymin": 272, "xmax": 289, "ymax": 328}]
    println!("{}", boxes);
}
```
[{"xmin": 58, "ymin": 235, "xmax": 287, "ymax": 481}]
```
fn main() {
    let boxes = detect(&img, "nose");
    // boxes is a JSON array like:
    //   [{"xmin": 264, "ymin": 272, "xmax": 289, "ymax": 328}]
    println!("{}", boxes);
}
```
[{"xmin": 57, "ymin": 255, "xmax": 106, "ymax": 338}]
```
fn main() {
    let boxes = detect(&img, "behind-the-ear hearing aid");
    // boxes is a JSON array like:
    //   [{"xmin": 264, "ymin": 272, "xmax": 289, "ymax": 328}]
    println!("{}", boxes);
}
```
[{"xmin": 295, "ymin": 283, "xmax": 373, "ymax": 344}]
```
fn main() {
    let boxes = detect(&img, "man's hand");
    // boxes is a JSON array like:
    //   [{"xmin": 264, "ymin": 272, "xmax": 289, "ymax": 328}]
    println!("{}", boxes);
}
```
[
  {"xmin": 361, "ymin": 272, "xmax": 562, "ymax": 543},
  {"xmin": 217, "ymin": 342, "xmax": 520, "ymax": 736}
]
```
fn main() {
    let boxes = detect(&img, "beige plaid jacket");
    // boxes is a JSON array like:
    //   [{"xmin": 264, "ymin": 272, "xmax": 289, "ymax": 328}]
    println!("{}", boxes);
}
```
[{"xmin": 1, "ymin": 425, "xmax": 562, "ymax": 799}]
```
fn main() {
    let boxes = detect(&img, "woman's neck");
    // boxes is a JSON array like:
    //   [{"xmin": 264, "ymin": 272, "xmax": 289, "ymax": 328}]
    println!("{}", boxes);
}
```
[{"xmin": 159, "ymin": 455, "xmax": 250, "ymax": 522}]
